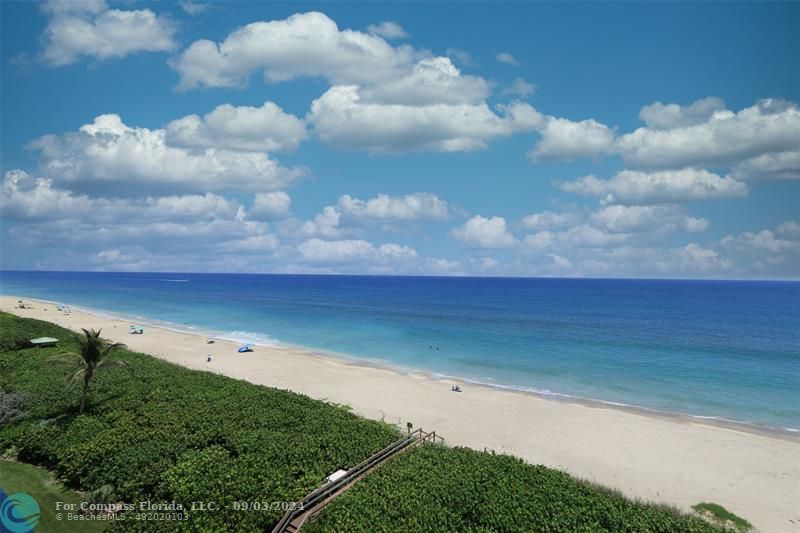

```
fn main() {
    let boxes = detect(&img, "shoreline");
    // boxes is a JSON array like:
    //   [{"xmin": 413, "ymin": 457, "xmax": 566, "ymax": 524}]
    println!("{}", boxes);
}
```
[
  {"xmin": 7, "ymin": 294, "xmax": 796, "ymax": 441},
  {"xmin": 2, "ymin": 294, "xmax": 799, "ymax": 532}
]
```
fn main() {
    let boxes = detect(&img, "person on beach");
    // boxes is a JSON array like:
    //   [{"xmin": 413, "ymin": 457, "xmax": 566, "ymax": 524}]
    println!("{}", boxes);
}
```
[{"xmin": 207, "ymin": 355, "xmax": 212, "ymax": 363}]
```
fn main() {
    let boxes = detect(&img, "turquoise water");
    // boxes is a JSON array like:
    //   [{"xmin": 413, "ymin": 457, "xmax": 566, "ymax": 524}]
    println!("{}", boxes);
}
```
[{"xmin": 2, "ymin": 271, "xmax": 798, "ymax": 431}]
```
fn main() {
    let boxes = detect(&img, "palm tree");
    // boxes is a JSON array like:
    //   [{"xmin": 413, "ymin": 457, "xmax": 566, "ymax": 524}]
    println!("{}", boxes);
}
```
[{"xmin": 54, "ymin": 329, "xmax": 127, "ymax": 415}]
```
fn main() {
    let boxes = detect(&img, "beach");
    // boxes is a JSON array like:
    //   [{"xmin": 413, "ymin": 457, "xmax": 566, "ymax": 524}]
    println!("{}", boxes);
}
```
[{"xmin": 2, "ymin": 295, "xmax": 798, "ymax": 532}]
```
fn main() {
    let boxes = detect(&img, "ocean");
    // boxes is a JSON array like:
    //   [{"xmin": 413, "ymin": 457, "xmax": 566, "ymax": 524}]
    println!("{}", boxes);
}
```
[{"xmin": 1, "ymin": 271, "xmax": 798, "ymax": 432}]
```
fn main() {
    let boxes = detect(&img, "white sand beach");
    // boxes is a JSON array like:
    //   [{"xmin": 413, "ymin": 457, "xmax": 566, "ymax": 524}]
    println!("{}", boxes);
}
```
[{"xmin": 2, "ymin": 295, "xmax": 798, "ymax": 532}]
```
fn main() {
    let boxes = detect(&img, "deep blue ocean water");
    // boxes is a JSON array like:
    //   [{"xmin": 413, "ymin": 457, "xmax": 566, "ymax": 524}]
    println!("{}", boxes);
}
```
[{"xmin": 2, "ymin": 271, "xmax": 798, "ymax": 431}]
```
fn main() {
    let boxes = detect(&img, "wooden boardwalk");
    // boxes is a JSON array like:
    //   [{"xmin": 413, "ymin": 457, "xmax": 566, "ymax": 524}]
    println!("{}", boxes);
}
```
[{"xmin": 271, "ymin": 428, "xmax": 443, "ymax": 533}]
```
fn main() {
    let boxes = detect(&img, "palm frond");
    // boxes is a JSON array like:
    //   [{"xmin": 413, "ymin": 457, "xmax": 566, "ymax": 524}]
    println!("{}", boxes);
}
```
[
  {"xmin": 48, "ymin": 351, "xmax": 82, "ymax": 364},
  {"xmin": 59, "ymin": 328, "xmax": 129, "ymax": 414},
  {"xmin": 67, "ymin": 367, "xmax": 87, "ymax": 385},
  {"xmin": 100, "ymin": 342, "xmax": 127, "ymax": 358},
  {"xmin": 96, "ymin": 359, "xmax": 128, "ymax": 370}
]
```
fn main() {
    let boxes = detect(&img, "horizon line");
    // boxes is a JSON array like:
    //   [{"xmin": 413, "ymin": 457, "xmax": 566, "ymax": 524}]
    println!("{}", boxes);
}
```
[{"xmin": 1, "ymin": 269, "xmax": 798, "ymax": 283}]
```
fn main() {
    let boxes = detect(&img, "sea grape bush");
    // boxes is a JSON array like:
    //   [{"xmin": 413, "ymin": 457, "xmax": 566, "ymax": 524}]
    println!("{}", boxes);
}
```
[{"xmin": 305, "ymin": 443, "xmax": 717, "ymax": 532}]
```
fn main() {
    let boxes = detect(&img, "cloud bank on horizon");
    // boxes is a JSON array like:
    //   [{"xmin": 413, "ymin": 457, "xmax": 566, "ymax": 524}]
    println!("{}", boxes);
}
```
[{"xmin": 1, "ymin": 1, "xmax": 798, "ymax": 278}]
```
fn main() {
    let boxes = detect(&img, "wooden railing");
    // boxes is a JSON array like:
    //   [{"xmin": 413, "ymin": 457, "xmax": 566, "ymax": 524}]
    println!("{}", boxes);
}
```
[{"xmin": 271, "ymin": 428, "xmax": 442, "ymax": 533}]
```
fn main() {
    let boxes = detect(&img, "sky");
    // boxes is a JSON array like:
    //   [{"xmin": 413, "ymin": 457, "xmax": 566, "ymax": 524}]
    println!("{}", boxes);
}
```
[{"xmin": 1, "ymin": 0, "xmax": 798, "ymax": 278}]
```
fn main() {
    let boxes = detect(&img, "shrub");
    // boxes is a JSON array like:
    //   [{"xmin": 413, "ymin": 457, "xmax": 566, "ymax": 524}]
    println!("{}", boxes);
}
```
[
  {"xmin": 693, "ymin": 502, "xmax": 752, "ymax": 532},
  {"xmin": 306, "ymin": 445, "xmax": 718, "ymax": 532},
  {"xmin": 0, "ymin": 314, "xmax": 67, "ymax": 352},
  {"xmin": 0, "ymin": 388, "xmax": 25, "ymax": 427}
]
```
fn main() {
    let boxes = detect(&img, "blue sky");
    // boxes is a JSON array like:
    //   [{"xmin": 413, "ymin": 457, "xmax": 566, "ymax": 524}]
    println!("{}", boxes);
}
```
[{"xmin": 1, "ymin": 1, "xmax": 798, "ymax": 278}]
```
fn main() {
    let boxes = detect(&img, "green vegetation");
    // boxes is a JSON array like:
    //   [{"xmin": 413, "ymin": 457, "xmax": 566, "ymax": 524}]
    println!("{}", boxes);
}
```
[
  {"xmin": 0, "ymin": 460, "xmax": 106, "ymax": 533},
  {"xmin": 0, "ymin": 312, "xmax": 65, "ymax": 352},
  {"xmin": 0, "ymin": 388, "xmax": 25, "ymax": 426},
  {"xmin": 0, "ymin": 313, "xmax": 399, "ymax": 531},
  {"xmin": 51, "ymin": 328, "xmax": 127, "ymax": 415},
  {"xmin": 306, "ymin": 445, "xmax": 716, "ymax": 532},
  {"xmin": 693, "ymin": 502, "xmax": 752, "ymax": 532},
  {"xmin": 1, "ymin": 313, "xmax": 719, "ymax": 532}
]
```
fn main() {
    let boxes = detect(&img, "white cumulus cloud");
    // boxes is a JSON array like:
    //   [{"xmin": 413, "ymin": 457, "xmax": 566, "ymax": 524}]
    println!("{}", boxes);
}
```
[
  {"xmin": 451, "ymin": 215, "xmax": 517, "ymax": 248},
  {"xmin": 169, "ymin": 12, "xmax": 548, "ymax": 154},
  {"xmin": 29, "ymin": 114, "xmax": 303, "ymax": 194},
  {"xmin": 638, "ymin": 97, "xmax": 726, "ymax": 130},
  {"xmin": 502, "ymin": 78, "xmax": 536, "ymax": 98},
  {"xmin": 298, "ymin": 238, "xmax": 416, "ymax": 263},
  {"xmin": 366, "ymin": 21, "xmax": 409, "ymax": 39},
  {"xmin": 730, "ymin": 150, "xmax": 800, "ymax": 182},
  {"xmin": 529, "ymin": 117, "xmax": 616, "ymax": 161},
  {"xmin": 617, "ymin": 98, "xmax": 800, "ymax": 169},
  {"xmin": 557, "ymin": 225, "xmax": 630, "ymax": 248},
  {"xmin": 308, "ymin": 86, "xmax": 543, "ymax": 153},
  {"xmin": 41, "ymin": 0, "xmax": 177, "ymax": 66},
  {"xmin": 721, "ymin": 227, "xmax": 800, "ymax": 255},
  {"xmin": 589, "ymin": 205, "xmax": 708, "ymax": 234},
  {"xmin": 250, "ymin": 191, "xmax": 292, "ymax": 220},
  {"xmin": 165, "ymin": 102, "xmax": 307, "ymax": 153},
  {"xmin": 170, "ymin": 12, "xmax": 418, "ymax": 90},
  {"xmin": 496, "ymin": 52, "xmax": 519, "ymax": 65},
  {"xmin": 336, "ymin": 192, "xmax": 449, "ymax": 221},
  {"xmin": 1, "ymin": 170, "xmax": 243, "ymax": 223},
  {"xmin": 0, "ymin": 169, "xmax": 291, "ymax": 270},
  {"xmin": 674, "ymin": 243, "xmax": 733, "ymax": 273},
  {"xmin": 777, "ymin": 220, "xmax": 800, "ymax": 239},
  {"xmin": 179, "ymin": 1, "xmax": 209, "ymax": 15},
  {"xmin": 521, "ymin": 210, "xmax": 580, "ymax": 231},
  {"xmin": 445, "ymin": 48, "xmax": 474, "ymax": 67},
  {"xmin": 297, "ymin": 207, "xmax": 346, "ymax": 239},
  {"xmin": 556, "ymin": 168, "xmax": 748, "ymax": 205},
  {"xmin": 358, "ymin": 57, "xmax": 491, "ymax": 106}
]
